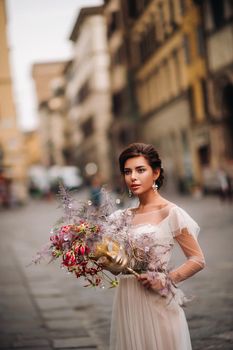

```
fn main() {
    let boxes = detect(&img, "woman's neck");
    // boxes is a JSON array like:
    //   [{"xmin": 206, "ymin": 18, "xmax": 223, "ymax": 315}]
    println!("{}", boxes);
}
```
[{"xmin": 137, "ymin": 189, "xmax": 167, "ymax": 209}]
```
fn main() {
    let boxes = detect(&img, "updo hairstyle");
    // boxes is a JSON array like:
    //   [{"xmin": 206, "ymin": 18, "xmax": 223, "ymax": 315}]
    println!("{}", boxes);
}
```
[{"xmin": 119, "ymin": 142, "xmax": 164, "ymax": 189}]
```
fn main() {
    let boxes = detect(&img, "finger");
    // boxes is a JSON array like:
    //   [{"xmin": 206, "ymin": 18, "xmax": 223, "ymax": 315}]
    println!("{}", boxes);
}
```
[
  {"xmin": 138, "ymin": 274, "xmax": 147, "ymax": 281},
  {"xmin": 141, "ymin": 280, "xmax": 151, "ymax": 287}
]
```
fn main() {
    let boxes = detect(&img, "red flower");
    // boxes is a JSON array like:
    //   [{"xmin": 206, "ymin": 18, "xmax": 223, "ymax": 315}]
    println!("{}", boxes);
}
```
[
  {"xmin": 79, "ymin": 245, "xmax": 86, "ymax": 255},
  {"xmin": 73, "ymin": 243, "xmax": 79, "ymax": 254},
  {"xmin": 63, "ymin": 251, "xmax": 76, "ymax": 266}
]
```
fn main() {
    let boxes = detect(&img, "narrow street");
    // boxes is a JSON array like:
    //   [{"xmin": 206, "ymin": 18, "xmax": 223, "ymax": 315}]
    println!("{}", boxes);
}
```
[{"xmin": 0, "ymin": 190, "xmax": 233, "ymax": 349}]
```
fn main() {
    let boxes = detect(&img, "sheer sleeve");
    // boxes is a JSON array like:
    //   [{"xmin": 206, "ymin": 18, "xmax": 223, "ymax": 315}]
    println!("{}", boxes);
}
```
[
  {"xmin": 168, "ymin": 207, "xmax": 205, "ymax": 284},
  {"xmin": 169, "ymin": 206, "xmax": 200, "ymax": 239}
]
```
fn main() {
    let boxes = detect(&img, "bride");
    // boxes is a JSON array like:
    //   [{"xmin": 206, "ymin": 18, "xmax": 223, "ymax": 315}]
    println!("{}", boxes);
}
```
[{"xmin": 107, "ymin": 142, "xmax": 205, "ymax": 350}]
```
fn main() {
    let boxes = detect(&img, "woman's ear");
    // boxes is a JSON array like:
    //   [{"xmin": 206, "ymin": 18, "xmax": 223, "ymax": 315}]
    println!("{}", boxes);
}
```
[{"xmin": 153, "ymin": 168, "xmax": 160, "ymax": 181}]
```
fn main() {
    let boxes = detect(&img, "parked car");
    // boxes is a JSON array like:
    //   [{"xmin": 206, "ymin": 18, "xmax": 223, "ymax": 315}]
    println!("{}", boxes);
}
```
[
  {"xmin": 28, "ymin": 166, "xmax": 50, "ymax": 197},
  {"xmin": 48, "ymin": 166, "xmax": 83, "ymax": 191}
]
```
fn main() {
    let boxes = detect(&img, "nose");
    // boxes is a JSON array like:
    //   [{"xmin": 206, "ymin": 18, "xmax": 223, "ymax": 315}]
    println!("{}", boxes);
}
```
[{"xmin": 131, "ymin": 171, "xmax": 137, "ymax": 182}]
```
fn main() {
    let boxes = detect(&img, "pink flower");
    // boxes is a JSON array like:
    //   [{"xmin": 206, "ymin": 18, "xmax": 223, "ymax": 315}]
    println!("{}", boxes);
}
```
[
  {"xmin": 50, "ymin": 235, "xmax": 59, "ymax": 244},
  {"xmin": 60, "ymin": 225, "xmax": 72, "ymax": 234}
]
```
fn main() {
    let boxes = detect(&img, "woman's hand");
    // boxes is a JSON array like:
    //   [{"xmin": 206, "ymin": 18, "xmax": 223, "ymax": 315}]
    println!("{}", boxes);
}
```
[{"xmin": 137, "ymin": 272, "xmax": 166, "ymax": 292}]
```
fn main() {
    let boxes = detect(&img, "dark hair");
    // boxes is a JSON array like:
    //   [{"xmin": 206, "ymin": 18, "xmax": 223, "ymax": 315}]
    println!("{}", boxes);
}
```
[{"xmin": 119, "ymin": 142, "xmax": 164, "ymax": 189}]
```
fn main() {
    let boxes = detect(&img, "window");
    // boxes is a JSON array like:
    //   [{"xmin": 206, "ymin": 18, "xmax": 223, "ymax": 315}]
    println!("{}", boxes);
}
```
[
  {"xmin": 107, "ymin": 11, "xmax": 120, "ymax": 38},
  {"xmin": 187, "ymin": 86, "xmax": 195, "ymax": 120},
  {"xmin": 210, "ymin": 0, "xmax": 225, "ymax": 28},
  {"xmin": 139, "ymin": 24, "xmax": 156, "ymax": 63},
  {"xmin": 168, "ymin": 0, "xmax": 177, "ymax": 28},
  {"xmin": 172, "ymin": 49, "xmax": 181, "ymax": 91},
  {"xmin": 112, "ymin": 45, "xmax": 125, "ymax": 65},
  {"xmin": 119, "ymin": 128, "xmax": 129, "ymax": 145},
  {"xmin": 54, "ymin": 86, "xmax": 65, "ymax": 97},
  {"xmin": 112, "ymin": 90, "xmax": 125, "ymax": 116},
  {"xmin": 74, "ymin": 81, "xmax": 90, "ymax": 105},
  {"xmin": 196, "ymin": 25, "xmax": 205, "ymax": 56},
  {"xmin": 201, "ymin": 79, "xmax": 208, "ymax": 115},
  {"xmin": 127, "ymin": 0, "xmax": 153, "ymax": 19},
  {"xmin": 81, "ymin": 117, "xmax": 94, "ymax": 138},
  {"xmin": 224, "ymin": 0, "xmax": 233, "ymax": 19},
  {"xmin": 127, "ymin": 0, "xmax": 139, "ymax": 19},
  {"xmin": 183, "ymin": 35, "xmax": 191, "ymax": 64},
  {"xmin": 198, "ymin": 145, "xmax": 210, "ymax": 166},
  {"xmin": 179, "ymin": 0, "xmax": 186, "ymax": 16}
]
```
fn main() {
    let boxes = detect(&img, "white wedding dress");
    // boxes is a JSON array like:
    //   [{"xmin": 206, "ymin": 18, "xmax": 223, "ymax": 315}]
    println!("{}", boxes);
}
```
[{"xmin": 109, "ymin": 203, "xmax": 205, "ymax": 350}]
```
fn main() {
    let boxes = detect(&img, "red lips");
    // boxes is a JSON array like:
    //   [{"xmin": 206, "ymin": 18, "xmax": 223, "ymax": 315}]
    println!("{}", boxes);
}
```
[{"xmin": 131, "ymin": 185, "xmax": 140, "ymax": 190}]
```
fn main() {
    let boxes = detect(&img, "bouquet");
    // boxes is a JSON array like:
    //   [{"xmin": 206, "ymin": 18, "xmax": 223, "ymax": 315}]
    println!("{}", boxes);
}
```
[
  {"xmin": 33, "ymin": 185, "xmax": 134, "ymax": 288},
  {"xmin": 33, "ymin": 185, "xmax": 186, "ymax": 304}
]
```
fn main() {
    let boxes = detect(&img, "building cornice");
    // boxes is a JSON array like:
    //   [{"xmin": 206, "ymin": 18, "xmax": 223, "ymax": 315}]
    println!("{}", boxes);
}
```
[{"xmin": 69, "ymin": 6, "xmax": 103, "ymax": 42}]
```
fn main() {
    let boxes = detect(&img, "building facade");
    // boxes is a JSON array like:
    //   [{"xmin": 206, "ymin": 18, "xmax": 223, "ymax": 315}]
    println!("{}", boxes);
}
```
[
  {"xmin": 200, "ymin": 0, "xmax": 233, "ymax": 187},
  {"xmin": 0, "ymin": 0, "xmax": 27, "ymax": 203},
  {"xmin": 103, "ymin": 0, "xmax": 139, "ymax": 186},
  {"xmin": 67, "ymin": 6, "xmax": 113, "ymax": 183},
  {"xmin": 23, "ymin": 131, "xmax": 42, "ymax": 166},
  {"xmin": 116, "ymin": 0, "xmax": 207, "ymax": 193}
]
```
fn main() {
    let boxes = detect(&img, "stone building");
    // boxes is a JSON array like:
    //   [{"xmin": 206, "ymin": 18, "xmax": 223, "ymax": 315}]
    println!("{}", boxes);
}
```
[
  {"xmin": 67, "ymin": 6, "xmax": 113, "ymax": 184},
  {"xmin": 109, "ymin": 0, "xmax": 208, "ymax": 193},
  {"xmin": 199, "ymin": 0, "xmax": 233, "ymax": 188},
  {"xmin": 32, "ymin": 61, "xmax": 68, "ymax": 167},
  {"xmin": 103, "ymin": 0, "xmax": 139, "ymax": 186},
  {"xmin": 0, "ymin": 0, "xmax": 27, "ymax": 203}
]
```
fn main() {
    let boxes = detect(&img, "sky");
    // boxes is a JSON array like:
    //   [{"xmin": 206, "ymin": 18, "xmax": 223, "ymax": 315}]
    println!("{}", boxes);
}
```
[{"xmin": 6, "ymin": 0, "xmax": 103, "ymax": 131}]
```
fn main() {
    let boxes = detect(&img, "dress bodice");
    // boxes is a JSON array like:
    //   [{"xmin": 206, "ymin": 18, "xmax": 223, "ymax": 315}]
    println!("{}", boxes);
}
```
[
  {"xmin": 127, "ymin": 207, "xmax": 175, "ymax": 272},
  {"xmin": 109, "ymin": 203, "xmax": 200, "ymax": 273}
]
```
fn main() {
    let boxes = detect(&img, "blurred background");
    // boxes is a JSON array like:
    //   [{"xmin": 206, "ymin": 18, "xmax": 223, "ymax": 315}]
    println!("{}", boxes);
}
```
[
  {"xmin": 0, "ymin": 1, "xmax": 233, "ymax": 350},
  {"xmin": 1, "ymin": 0, "xmax": 233, "ymax": 205}
]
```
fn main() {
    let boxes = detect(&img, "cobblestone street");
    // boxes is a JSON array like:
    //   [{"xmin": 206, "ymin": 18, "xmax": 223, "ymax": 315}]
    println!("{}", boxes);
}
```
[{"xmin": 0, "ymin": 190, "xmax": 233, "ymax": 349}]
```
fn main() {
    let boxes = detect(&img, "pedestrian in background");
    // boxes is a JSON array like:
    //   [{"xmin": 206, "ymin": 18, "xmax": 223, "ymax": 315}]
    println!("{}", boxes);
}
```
[
  {"xmin": 89, "ymin": 175, "xmax": 102, "ymax": 208},
  {"xmin": 0, "ymin": 169, "xmax": 11, "ymax": 208},
  {"xmin": 217, "ymin": 167, "xmax": 232, "ymax": 202}
]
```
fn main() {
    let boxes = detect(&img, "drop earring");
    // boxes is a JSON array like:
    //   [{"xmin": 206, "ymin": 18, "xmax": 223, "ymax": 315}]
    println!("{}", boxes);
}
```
[
  {"xmin": 128, "ymin": 189, "xmax": 132, "ymax": 198},
  {"xmin": 152, "ymin": 181, "xmax": 158, "ymax": 192}
]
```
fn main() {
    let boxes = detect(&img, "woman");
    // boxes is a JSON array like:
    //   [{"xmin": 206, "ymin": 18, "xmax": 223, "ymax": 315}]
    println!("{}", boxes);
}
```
[{"xmin": 109, "ymin": 142, "xmax": 205, "ymax": 350}]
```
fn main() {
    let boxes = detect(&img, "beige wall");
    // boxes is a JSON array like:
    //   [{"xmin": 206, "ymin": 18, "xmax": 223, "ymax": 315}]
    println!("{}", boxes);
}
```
[
  {"xmin": 32, "ymin": 63, "xmax": 68, "ymax": 167},
  {"xmin": 23, "ymin": 131, "xmax": 42, "ymax": 166},
  {"xmin": 0, "ymin": 0, "xmax": 27, "ymax": 202}
]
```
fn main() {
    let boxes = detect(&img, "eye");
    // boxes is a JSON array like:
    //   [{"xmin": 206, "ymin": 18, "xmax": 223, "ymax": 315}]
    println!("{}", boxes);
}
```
[
  {"xmin": 138, "ymin": 168, "xmax": 146, "ymax": 173},
  {"xmin": 124, "ymin": 169, "xmax": 131, "ymax": 175}
]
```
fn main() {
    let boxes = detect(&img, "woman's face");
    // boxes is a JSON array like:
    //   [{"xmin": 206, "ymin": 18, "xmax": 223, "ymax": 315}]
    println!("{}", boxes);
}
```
[{"xmin": 123, "ymin": 156, "xmax": 159, "ymax": 196}]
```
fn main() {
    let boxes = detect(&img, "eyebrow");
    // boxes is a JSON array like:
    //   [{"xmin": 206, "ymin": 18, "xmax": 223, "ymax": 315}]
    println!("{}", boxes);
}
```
[{"xmin": 124, "ymin": 165, "xmax": 147, "ymax": 170}]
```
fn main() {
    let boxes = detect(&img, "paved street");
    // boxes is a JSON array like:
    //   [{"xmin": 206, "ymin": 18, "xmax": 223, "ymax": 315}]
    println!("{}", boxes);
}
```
[{"xmin": 0, "ymin": 189, "xmax": 233, "ymax": 350}]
